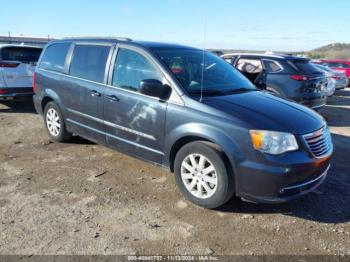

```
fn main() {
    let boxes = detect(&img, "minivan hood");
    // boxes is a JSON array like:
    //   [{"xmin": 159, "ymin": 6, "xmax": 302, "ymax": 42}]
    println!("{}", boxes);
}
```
[{"xmin": 202, "ymin": 91, "xmax": 324, "ymax": 135}]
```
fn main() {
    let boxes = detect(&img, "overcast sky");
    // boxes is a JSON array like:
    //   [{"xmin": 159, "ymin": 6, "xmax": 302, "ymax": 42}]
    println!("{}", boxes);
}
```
[{"xmin": 2, "ymin": 0, "xmax": 350, "ymax": 51}]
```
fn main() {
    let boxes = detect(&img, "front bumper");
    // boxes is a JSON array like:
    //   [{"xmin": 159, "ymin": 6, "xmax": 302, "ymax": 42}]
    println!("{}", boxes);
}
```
[
  {"xmin": 279, "ymin": 165, "xmax": 329, "ymax": 196},
  {"xmin": 236, "ymin": 152, "xmax": 332, "ymax": 204}
]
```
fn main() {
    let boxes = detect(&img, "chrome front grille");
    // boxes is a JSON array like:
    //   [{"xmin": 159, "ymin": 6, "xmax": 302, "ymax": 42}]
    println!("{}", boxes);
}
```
[{"xmin": 303, "ymin": 127, "xmax": 333, "ymax": 158}]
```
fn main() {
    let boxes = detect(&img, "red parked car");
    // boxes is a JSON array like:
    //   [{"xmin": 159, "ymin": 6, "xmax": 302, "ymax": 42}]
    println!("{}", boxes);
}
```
[{"xmin": 318, "ymin": 60, "xmax": 350, "ymax": 85}]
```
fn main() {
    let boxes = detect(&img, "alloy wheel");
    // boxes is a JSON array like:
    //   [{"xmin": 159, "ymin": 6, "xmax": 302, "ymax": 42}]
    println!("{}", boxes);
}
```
[
  {"xmin": 46, "ymin": 108, "xmax": 61, "ymax": 137},
  {"xmin": 180, "ymin": 153, "xmax": 218, "ymax": 199}
]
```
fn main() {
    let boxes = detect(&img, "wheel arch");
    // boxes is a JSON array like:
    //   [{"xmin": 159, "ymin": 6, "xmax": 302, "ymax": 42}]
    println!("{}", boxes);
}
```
[
  {"xmin": 169, "ymin": 135, "xmax": 211, "ymax": 172},
  {"xmin": 166, "ymin": 124, "xmax": 244, "ymax": 180},
  {"xmin": 41, "ymin": 88, "xmax": 63, "ymax": 112},
  {"xmin": 41, "ymin": 96, "xmax": 54, "ymax": 112},
  {"xmin": 266, "ymin": 85, "xmax": 285, "ymax": 98}
]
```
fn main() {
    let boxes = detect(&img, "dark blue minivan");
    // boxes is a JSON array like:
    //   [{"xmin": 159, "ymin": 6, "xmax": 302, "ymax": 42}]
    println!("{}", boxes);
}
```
[{"xmin": 33, "ymin": 38, "xmax": 333, "ymax": 208}]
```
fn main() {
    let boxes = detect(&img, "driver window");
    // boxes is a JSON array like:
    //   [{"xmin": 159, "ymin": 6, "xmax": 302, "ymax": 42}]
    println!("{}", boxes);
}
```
[
  {"xmin": 237, "ymin": 58, "xmax": 263, "ymax": 74},
  {"xmin": 112, "ymin": 48, "xmax": 163, "ymax": 92},
  {"xmin": 236, "ymin": 58, "xmax": 263, "ymax": 83}
]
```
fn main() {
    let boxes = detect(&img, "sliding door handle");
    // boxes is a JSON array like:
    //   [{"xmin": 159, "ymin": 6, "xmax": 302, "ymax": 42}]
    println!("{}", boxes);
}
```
[{"xmin": 106, "ymin": 95, "xmax": 119, "ymax": 102}]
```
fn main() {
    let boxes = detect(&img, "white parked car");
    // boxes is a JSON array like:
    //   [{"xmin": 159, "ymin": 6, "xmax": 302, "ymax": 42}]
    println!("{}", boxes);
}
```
[
  {"xmin": 0, "ymin": 44, "xmax": 42, "ymax": 100},
  {"xmin": 314, "ymin": 63, "xmax": 348, "ymax": 91},
  {"xmin": 325, "ymin": 76, "xmax": 336, "ymax": 97}
]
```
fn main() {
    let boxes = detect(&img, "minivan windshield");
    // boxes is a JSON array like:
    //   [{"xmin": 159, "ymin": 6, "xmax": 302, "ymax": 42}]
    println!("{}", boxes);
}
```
[{"xmin": 155, "ymin": 49, "xmax": 256, "ymax": 95}]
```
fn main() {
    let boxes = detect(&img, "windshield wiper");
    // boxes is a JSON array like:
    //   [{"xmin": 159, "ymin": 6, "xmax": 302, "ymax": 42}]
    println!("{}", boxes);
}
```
[
  {"xmin": 221, "ymin": 88, "xmax": 257, "ymax": 94},
  {"xmin": 190, "ymin": 90, "xmax": 226, "ymax": 96},
  {"xmin": 190, "ymin": 88, "xmax": 256, "ymax": 96}
]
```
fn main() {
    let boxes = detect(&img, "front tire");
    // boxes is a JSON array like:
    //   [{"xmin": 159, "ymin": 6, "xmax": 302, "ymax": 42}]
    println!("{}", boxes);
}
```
[
  {"xmin": 174, "ymin": 141, "xmax": 235, "ymax": 209},
  {"xmin": 44, "ymin": 102, "xmax": 72, "ymax": 142}
]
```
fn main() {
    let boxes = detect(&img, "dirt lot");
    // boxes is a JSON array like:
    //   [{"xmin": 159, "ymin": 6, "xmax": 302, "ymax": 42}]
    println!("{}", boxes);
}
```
[{"xmin": 0, "ymin": 90, "xmax": 349, "ymax": 256}]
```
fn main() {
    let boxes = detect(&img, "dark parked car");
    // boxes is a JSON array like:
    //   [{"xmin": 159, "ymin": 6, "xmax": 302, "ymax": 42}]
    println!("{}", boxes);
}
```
[
  {"xmin": 33, "ymin": 38, "xmax": 333, "ymax": 208},
  {"xmin": 221, "ymin": 53, "xmax": 328, "ymax": 109}
]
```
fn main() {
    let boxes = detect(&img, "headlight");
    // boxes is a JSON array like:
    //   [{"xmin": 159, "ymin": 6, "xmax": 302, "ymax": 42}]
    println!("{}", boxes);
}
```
[{"xmin": 250, "ymin": 130, "xmax": 299, "ymax": 155}]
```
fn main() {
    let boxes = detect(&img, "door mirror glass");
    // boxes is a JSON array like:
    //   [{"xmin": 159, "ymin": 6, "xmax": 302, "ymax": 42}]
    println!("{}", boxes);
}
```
[{"xmin": 139, "ymin": 79, "xmax": 171, "ymax": 99}]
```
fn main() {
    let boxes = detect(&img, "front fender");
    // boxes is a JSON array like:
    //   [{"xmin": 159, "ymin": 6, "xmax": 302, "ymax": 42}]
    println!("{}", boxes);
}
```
[{"xmin": 165, "ymin": 122, "xmax": 244, "ymax": 177}]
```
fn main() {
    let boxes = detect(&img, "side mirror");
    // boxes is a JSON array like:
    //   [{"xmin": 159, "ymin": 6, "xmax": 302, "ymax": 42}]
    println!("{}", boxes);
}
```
[{"xmin": 139, "ymin": 79, "xmax": 171, "ymax": 100}]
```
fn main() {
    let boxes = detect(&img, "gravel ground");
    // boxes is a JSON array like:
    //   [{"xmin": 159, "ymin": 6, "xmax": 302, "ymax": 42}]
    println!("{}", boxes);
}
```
[{"xmin": 0, "ymin": 90, "xmax": 349, "ymax": 256}]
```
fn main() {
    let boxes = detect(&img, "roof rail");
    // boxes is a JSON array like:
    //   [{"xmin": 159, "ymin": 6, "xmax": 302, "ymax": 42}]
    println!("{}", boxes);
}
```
[
  {"xmin": 62, "ymin": 36, "xmax": 132, "ymax": 41},
  {"xmin": 115, "ymin": 37, "xmax": 132, "ymax": 41}
]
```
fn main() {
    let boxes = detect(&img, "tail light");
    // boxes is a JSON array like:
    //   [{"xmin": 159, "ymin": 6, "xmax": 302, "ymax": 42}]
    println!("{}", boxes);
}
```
[
  {"xmin": 0, "ymin": 89, "xmax": 8, "ymax": 94},
  {"xmin": 0, "ymin": 62, "xmax": 20, "ymax": 68},
  {"xmin": 33, "ymin": 72, "xmax": 37, "ymax": 94},
  {"xmin": 290, "ymin": 75, "xmax": 309, "ymax": 81}
]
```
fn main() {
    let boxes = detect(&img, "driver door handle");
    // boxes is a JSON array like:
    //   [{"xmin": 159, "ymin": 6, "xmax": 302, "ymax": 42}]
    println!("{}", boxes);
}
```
[
  {"xmin": 106, "ymin": 95, "xmax": 119, "ymax": 102},
  {"xmin": 91, "ymin": 90, "xmax": 101, "ymax": 97}
]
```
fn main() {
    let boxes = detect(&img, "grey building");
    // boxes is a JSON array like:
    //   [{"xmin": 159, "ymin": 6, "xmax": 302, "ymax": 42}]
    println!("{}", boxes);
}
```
[{"xmin": 0, "ymin": 35, "xmax": 52, "ymax": 47}]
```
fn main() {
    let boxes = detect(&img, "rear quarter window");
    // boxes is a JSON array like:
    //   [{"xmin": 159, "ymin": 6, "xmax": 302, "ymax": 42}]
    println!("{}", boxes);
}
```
[
  {"xmin": 1, "ymin": 47, "xmax": 42, "ymax": 63},
  {"xmin": 39, "ymin": 43, "xmax": 71, "ymax": 73},
  {"xmin": 291, "ymin": 60, "xmax": 321, "ymax": 75}
]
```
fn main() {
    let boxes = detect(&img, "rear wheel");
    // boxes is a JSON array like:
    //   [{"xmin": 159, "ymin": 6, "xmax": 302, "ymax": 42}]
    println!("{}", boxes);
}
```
[
  {"xmin": 174, "ymin": 141, "xmax": 234, "ymax": 209},
  {"xmin": 44, "ymin": 102, "xmax": 72, "ymax": 142}
]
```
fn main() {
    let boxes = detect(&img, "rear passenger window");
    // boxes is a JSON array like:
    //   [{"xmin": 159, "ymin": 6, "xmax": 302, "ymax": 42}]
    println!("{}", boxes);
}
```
[
  {"xmin": 293, "ymin": 60, "xmax": 320, "ymax": 74},
  {"xmin": 112, "ymin": 48, "xmax": 162, "ymax": 92},
  {"xmin": 327, "ymin": 62, "xmax": 340, "ymax": 68},
  {"xmin": 264, "ymin": 60, "xmax": 283, "ymax": 73},
  {"xmin": 237, "ymin": 59, "xmax": 263, "ymax": 73},
  {"xmin": 69, "ymin": 45, "xmax": 110, "ymax": 83},
  {"xmin": 40, "ymin": 43, "xmax": 71, "ymax": 73}
]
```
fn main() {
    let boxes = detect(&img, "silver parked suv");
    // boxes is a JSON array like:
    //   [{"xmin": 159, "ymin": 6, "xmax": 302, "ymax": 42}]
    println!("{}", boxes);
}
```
[{"xmin": 0, "ymin": 44, "xmax": 42, "ymax": 100}]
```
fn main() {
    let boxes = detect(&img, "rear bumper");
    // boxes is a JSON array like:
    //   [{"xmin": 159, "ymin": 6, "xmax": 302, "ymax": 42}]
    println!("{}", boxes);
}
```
[
  {"xmin": 335, "ymin": 85, "xmax": 347, "ymax": 90},
  {"xmin": 33, "ymin": 94, "xmax": 43, "ymax": 115},
  {"xmin": 335, "ymin": 80, "xmax": 348, "ymax": 90},
  {"xmin": 293, "ymin": 94, "xmax": 327, "ymax": 109},
  {"xmin": 0, "ymin": 87, "xmax": 34, "ymax": 99}
]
